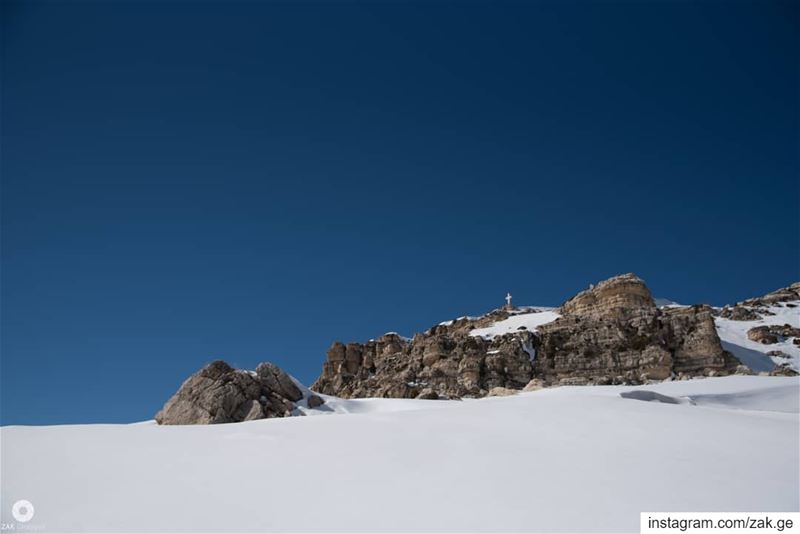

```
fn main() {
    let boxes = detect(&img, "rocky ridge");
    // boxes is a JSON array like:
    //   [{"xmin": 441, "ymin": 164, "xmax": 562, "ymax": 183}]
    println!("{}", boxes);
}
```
[
  {"xmin": 156, "ymin": 274, "xmax": 798, "ymax": 424},
  {"xmin": 312, "ymin": 273, "xmax": 748, "ymax": 399},
  {"xmin": 717, "ymin": 283, "xmax": 800, "ymax": 321}
]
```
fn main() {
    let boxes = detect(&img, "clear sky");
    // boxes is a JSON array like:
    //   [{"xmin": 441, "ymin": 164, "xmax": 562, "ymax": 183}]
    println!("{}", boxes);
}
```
[{"xmin": 2, "ymin": 1, "xmax": 797, "ymax": 425}]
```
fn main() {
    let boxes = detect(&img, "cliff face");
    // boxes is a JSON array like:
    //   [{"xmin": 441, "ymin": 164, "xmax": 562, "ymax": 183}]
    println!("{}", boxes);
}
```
[
  {"xmin": 534, "ymin": 275, "xmax": 738, "ymax": 385},
  {"xmin": 312, "ymin": 328, "xmax": 538, "ymax": 400},
  {"xmin": 312, "ymin": 273, "xmax": 743, "ymax": 399}
]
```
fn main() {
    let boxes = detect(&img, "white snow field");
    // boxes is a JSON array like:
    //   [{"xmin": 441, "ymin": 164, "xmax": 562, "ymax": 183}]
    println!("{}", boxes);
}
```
[
  {"xmin": 469, "ymin": 308, "xmax": 560, "ymax": 340},
  {"xmin": 2, "ymin": 376, "xmax": 798, "ymax": 533},
  {"xmin": 714, "ymin": 300, "xmax": 800, "ymax": 373}
]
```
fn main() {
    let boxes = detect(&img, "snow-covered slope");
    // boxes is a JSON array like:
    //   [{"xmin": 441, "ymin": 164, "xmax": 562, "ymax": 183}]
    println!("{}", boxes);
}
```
[
  {"xmin": 654, "ymin": 297, "xmax": 684, "ymax": 308},
  {"xmin": 2, "ymin": 376, "xmax": 797, "ymax": 533},
  {"xmin": 292, "ymin": 377, "xmax": 455, "ymax": 416},
  {"xmin": 714, "ymin": 301, "xmax": 799, "ymax": 373},
  {"xmin": 469, "ymin": 307, "xmax": 560, "ymax": 340}
]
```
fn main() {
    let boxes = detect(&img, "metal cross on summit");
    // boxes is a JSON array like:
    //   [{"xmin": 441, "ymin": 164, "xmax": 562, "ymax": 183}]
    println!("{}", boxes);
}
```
[{"xmin": 505, "ymin": 292, "xmax": 513, "ymax": 309}]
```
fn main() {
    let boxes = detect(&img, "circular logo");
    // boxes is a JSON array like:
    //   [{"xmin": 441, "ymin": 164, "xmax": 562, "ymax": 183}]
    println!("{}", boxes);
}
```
[{"xmin": 12, "ymin": 499, "xmax": 35, "ymax": 523}]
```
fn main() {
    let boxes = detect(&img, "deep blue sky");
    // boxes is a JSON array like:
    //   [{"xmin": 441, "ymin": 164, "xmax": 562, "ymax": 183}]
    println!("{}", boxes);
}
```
[{"xmin": 2, "ymin": 1, "xmax": 797, "ymax": 425}]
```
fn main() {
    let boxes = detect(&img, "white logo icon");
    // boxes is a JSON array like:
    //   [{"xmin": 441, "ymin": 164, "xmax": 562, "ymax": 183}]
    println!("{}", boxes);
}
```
[{"xmin": 12, "ymin": 499, "xmax": 35, "ymax": 523}]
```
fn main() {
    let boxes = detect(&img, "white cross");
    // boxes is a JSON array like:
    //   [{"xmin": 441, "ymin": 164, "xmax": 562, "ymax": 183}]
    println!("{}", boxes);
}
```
[{"xmin": 505, "ymin": 292, "xmax": 513, "ymax": 306}]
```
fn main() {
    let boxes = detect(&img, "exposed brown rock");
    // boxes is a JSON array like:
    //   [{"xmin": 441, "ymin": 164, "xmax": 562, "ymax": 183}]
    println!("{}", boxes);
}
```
[
  {"xmin": 766, "ymin": 350, "xmax": 788, "ymax": 358},
  {"xmin": 313, "ymin": 273, "xmax": 742, "ymax": 398},
  {"xmin": 717, "ymin": 306, "xmax": 763, "ymax": 321},
  {"xmin": 665, "ymin": 305, "xmax": 737, "ymax": 374},
  {"xmin": 560, "ymin": 273, "xmax": 656, "ymax": 321},
  {"xmin": 770, "ymin": 364, "xmax": 799, "ymax": 377},
  {"xmin": 742, "ymin": 283, "xmax": 800, "ymax": 307},
  {"xmin": 747, "ymin": 324, "xmax": 800, "ymax": 345},
  {"xmin": 312, "ymin": 328, "xmax": 538, "ymax": 399},
  {"xmin": 717, "ymin": 282, "xmax": 799, "ymax": 321},
  {"xmin": 748, "ymin": 327, "xmax": 779, "ymax": 344},
  {"xmin": 307, "ymin": 394, "xmax": 325, "ymax": 408},
  {"xmin": 533, "ymin": 276, "xmax": 737, "ymax": 385},
  {"xmin": 774, "ymin": 324, "xmax": 800, "ymax": 338}
]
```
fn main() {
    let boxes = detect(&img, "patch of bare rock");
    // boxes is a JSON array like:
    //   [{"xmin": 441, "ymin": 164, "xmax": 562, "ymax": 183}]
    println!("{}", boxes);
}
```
[
  {"xmin": 716, "ymin": 282, "xmax": 800, "ymax": 321},
  {"xmin": 747, "ymin": 325, "xmax": 800, "ymax": 345},
  {"xmin": 742, "ymin": 283, "xmax": 800, "ymax": 307}
]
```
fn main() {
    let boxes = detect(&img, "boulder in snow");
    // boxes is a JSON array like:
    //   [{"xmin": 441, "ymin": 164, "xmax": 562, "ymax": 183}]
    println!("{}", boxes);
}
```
[{"xmin": 156, "ymin": 360, "xmax": 311, "ymax": 425}]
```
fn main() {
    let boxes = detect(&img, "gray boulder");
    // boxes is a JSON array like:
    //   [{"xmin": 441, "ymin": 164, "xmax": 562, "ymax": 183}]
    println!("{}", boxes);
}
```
[{"xmin": 156, "ymin": 360, "xmax": 310, "ymax": 425}]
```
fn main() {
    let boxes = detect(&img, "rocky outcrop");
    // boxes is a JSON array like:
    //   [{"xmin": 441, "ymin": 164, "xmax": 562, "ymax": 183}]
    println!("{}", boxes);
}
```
[
  {"xmin": 312, "ymin": 329, "xmax": 538, "ymax": 399},
  {"xmin": 560, "ymin": 274, "xmax": 655, "ymax": 320},
  {"xmin": 717, "ymin": 305, "xmax": 765, "ymax": 321},
  {"xmin": 747, "ymin": 324, "xmax": 800, "ymax": 344},
  {"xmin": 770, "ymin": 364, "xmax": 799, "ymax": 377},
  {"xmin": 156, "ymin": 360, "xmax": 323, "ymax": 425},
  {"xmin": 715, "ymin": 282, "xmax": 800, "ymax": 321},
  {"xmin": 156, "ymin": 276, "xmax": 796, "ymax": 423},
  {"xmin": 741, "ymin": 283, "xmax": 800, "ymax": 307},
  {"xmin": 312, "ymin": 273, "xmax": 742, "ymax": 398},
  {"xmin": 533, "ymin": 275, "xmax": 738, "ymax": 385},
  {"xmin": 748, "ymin": 327, "xmax": 779, "ymax": 345}
]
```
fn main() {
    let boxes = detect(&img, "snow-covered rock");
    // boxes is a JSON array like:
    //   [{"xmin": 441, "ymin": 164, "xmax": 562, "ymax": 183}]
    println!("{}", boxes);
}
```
[{"xmin": 714, "ymin": 296, "xmax": 800, "ymax": 375}]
